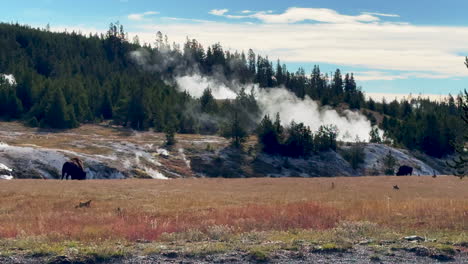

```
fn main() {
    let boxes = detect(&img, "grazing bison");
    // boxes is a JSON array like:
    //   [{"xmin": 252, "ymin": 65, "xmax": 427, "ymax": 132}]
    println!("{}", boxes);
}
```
[
  {"xmin": 61, "ymin": 158, "xmax": 86, "ymax": 180},
  {"xmin": 396, "ymin": 165, "xmax": 413, "ymax": 176}
]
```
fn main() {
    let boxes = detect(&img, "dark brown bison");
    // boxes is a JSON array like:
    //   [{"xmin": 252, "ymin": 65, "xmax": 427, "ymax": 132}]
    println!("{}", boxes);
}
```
[
  {"xmin": 396, "ymin": 165, "xmax": 413, "ymax": 176},
  {"xmin": 61, "ymin": 158, "xmax": 86, "ymax": 180}
]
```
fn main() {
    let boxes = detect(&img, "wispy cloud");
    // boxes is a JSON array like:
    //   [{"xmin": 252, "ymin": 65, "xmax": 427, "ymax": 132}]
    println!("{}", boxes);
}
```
[
  {"xmin": 366, "ymin": 93, "xmax": 449, "ymax": 102},
  {"xmin": 54, "ymin": 7, "xmax": 468, "ymax": 82},
  {"xmin": 362, "ymin": 12, "xmax": 400, "ymax": 18},
  {"xmin": 209, "ymin": 9, "xmax": 229, "ymax": 16},
  {"xmin": 127, "ymin": 11, "xmax": 159, "ymax": 21},
  {"xmin": 133, "ymin": 19, "xmax": 468, "ymax": 78},
  {"xmin": 354, "ymin": 71, "xmax": 451, "ymax": 81},
  {"xmin": 209, "ymin": 7, "xmax": 390, "ymax": 24}
]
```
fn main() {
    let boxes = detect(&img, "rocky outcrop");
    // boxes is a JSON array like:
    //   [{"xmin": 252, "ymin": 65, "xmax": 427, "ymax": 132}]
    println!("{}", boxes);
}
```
[{"xmin": 0, "ymin": 123, "xmax": 448, "ymax": 179}]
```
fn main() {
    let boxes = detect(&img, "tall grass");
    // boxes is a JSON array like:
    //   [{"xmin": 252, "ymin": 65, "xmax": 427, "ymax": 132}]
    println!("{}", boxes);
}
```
[{"xmin": 0, "ymin": 177, "xmax": 466, "ymax": 242}]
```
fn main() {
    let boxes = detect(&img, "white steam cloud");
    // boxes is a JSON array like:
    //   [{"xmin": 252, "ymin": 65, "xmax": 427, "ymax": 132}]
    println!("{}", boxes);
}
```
[
  {"xmin": 256, "ymin": 87, "xmax": 375, "ymax": 141},
  {"xmin": 175, "ymin": 75, "xmax": 378, "ymax": 142},
  {"xmin": 176, "ymin": 75, "xmax": 237, "ymax": 99},
  {"xmin": 0, "ymin": 74, "xmax": 16, "ymax": 85},
  {"xmin": 129, "ymin": 49, "xmax": 380, "ymax": 142}
]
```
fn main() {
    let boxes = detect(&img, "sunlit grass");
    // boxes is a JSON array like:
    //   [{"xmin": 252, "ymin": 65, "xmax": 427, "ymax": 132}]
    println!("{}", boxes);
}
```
[{"xmin": 0, "ymin": 177, "xmax": 466, "ymax": 243}]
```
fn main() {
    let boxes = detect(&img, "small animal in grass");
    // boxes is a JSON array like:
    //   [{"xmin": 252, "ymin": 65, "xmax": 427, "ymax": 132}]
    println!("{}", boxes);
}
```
[
  {"xmin": 75, "ymin": 200, "xmax": 92, "ymax": 208},
  {"xmin": 393, "ymin": 185, "xmax": 400, "ymax": 190}
]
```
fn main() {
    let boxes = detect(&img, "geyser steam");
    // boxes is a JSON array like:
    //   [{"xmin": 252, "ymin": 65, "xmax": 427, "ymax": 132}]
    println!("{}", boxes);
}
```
[
  {"xmin": 130, "ymin": 49, "xmax": 381, "ymax": 142},
  {"xmin": 175, "ymin": 75, "xmax": 377, "ymax": 142},
  {"xmin": 176, "ymin": 75, "xmax": 237, "ymax": 99}
]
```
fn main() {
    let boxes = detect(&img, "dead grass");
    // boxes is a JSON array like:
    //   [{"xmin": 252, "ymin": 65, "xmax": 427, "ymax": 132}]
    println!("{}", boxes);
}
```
[
  {"xmin": 0, "ymin": 122, "xmax": 229, "ymax": 155},
  {"xmin": 0, "ymin": 177, "xmax": 466, "ymax": 243}
]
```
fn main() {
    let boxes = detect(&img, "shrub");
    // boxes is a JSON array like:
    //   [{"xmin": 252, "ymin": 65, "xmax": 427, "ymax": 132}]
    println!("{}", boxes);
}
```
[
  {"xmin": 341, "ymin": 143, "xmax": 365, "ymax": 170},
  {"xmin": 314, "ymin": 125, "xmax": 338, "ymax": 152},
  {"xmin": 383, "ymin": 151, "xmax": 397, "ymax": 175}
]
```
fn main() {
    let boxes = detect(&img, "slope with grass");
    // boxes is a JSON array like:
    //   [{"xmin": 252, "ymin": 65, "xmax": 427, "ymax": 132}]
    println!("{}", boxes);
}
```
[{"xmin": 0, "ymin": 122, "xmax": 449, "ymax": 180}]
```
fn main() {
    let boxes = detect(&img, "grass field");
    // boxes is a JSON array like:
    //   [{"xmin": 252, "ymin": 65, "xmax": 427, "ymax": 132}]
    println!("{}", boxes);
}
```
[{"xmin": 0, "ymin": 177, "xmax": 467, "ymax": 261}]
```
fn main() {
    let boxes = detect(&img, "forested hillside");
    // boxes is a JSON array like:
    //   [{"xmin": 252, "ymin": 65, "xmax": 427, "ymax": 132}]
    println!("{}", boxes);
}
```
[{"xmin": 0, "ymin": 22, "xmax": 465, "ymax": 158}]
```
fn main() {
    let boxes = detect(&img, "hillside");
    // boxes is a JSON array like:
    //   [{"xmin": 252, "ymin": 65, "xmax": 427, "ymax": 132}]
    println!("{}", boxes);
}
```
[
  {"xmin": 0, "ymin": 122, "xmax": 449, "ymax": 180},
  {"xmin": 0, "ymin": 22, "xmax": 465, "ymax": 161}
]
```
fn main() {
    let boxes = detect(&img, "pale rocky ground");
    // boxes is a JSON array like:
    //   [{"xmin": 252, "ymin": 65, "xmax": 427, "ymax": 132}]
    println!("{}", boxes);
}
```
[{"xmin": 0, "ymin": 122, "xmax": 450, "ymax": 180}]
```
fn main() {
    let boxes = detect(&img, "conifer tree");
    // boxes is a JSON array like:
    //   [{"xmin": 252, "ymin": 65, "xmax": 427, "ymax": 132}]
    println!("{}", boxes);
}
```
[
  {"xmin": 100, "ymin": 89, "xmax": 113, "ymax": 119},
  {"xmin": 45, "ymin": 87, "xmax": 69, "ymax": 129},
  {"xmin": 225, "ymin": 112, "xmax": 247, "ymax": 148},
  {"xmin": 447, "ymin": 89, "xmax": 467, "ymax": 178}
]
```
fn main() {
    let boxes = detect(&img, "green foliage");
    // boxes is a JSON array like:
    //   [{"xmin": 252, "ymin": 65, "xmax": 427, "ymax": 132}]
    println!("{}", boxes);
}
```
[
  {"xmin": 257, "ymin": 114, "xmax": 282, "ymax": 154},
  {"xmin": 283, "ymin": 121, "xmax": 314, "ymax": 157},
  {"xmin": 100, "ymin": 89, "xmax": 113, "ymax": 119},
  {"xmin": 165, "ymin": 127, "xmax": 176, "ymax": 146},
  {"xmin": 369, "ymin": 127, "xmax": 382, "ymax": 143},
  {"xmin": 383, "ymin": 151, "xmax": 397, "ymax": 175},
  {"xmin": 200, "ymin": 88, "xmax": 218, "ymax": 113},
  {"xmin": 257, "ymin": 116, "xmax": 338, "ymax": 157},
  {"xmin": 0, "ymin": 22, "xmax": 464, "ymax": 161},
  {"xmin": 44, "ymin": 87, "xmax": 76, "ymax": 129},
  {"xmin": 447, "ymin": 88, "xmax": 467, "ymax": 178},
  {"xmin": 342, "ymin": 142, "xmax": 365, "ymax": 170},
  {"xmin": 27, "ymin": 116, "xmax": 39, "ymax": 127},
  {"xmin": 314, "ymin": 125, "xmax": 338, "ymax": 152},
  {"xmin": 222, "ymin": 111, "xmax": 247, "ymax": 148},
  {"xmin": 164, "ymin": 114, "xmax": 177, "ymax": 146}
]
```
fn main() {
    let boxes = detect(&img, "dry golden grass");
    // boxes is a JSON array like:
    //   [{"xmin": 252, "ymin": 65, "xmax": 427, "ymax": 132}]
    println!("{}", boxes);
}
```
[
  {"xmin": 0, "ymin": 177, "xmax": 466, "ymax": 242},
  {"xmin": 0, "ymin": 121, "xmax": 230, "ymax": 156}
]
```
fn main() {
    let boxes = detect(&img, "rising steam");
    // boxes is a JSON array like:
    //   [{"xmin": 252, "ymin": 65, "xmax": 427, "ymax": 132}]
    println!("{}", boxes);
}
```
[
  {"xmin": 130, "ymin": 49, "xmax": 380, "ymax": 142},
  {"xmin": 175, "ymin": 75, "xmax": 377, "ymax": 142}
]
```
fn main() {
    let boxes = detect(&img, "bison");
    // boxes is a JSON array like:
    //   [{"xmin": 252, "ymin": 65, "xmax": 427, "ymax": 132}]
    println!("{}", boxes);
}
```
[
  {"xmin": 396, "ymin": 165, "xmax": 413, "ymax": 176},
  {"xmin": 61, "ymin": 158, "xmax": 86, "ymax": 180}
]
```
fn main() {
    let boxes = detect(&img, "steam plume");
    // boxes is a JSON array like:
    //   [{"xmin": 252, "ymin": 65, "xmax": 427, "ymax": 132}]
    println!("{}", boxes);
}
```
[{"xmin": 130, "ymin": 49, "xmax": 381, "ymax": 142}]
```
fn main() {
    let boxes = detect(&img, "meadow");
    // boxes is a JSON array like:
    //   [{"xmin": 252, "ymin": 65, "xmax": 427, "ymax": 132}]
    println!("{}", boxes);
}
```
[{"xmin": 0, "ymin": 176, "xmax": 466, "ymax": 262}]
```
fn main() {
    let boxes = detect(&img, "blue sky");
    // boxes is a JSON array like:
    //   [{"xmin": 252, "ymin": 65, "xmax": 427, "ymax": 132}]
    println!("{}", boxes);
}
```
[{"xmin": 3, "ymin": 0, "xmax": 468, "ymax": 98}]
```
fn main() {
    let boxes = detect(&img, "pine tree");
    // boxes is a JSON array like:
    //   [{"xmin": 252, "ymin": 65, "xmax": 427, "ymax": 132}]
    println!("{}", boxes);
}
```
[
  {"xmin": 45, "ymin": 87, "xmax": 70, "ymax": 129},
  {"xmin": 16, "ymin": 72, "xmax": 34, "ymax": 111},
  {"xmin": 248, "ymin": 49, "xmax": 256, "ymax": 78},
  {"xmin": 257, "ymin": 114, "xmax": 282, "ymax": 154},
  {"xmin": 128, "ymin": 89, "xmax": 150, "ymax": 130},
  {"xmin": 331, "ymin": 69, "xmax": 343, "ymax": 102},
  {"xmin": 447, "ymin": 90, "xmax": 467, "ymax": 178},
  {"xmin": 369, "ymin": 127, "xmax": 382, "ymax": 143},
  {"xmin": 200, "ymin": 88, "xmax": 218, "ymax": 113},
  {"xmin": 100, "ymin": 89, "xmax": 113, "ymax": 119},
  {"xmin": 164, "ymin": 114, "xmax": 177, "ymax": 146},
  {"xmin": 383, "ymin": 151, "xmax": 397, "ymax": 175},
  {"xmin": 225, "ymin": 112, "xmax": 247, "ymax": 148}
]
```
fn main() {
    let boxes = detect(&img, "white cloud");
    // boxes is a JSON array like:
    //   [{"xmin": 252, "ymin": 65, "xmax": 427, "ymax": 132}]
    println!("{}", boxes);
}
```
[
  {"xmin": 366, "ymin": 93, "xmax": 450, "ymax": 102},
  {"xmin": 209, "ymin": 9, "xmax": 229, "ymax": 16},
  {"xmin": 210, "ymin": 7, "xmax": 385, "ymax": 24},
  {"xmin": 128, "ymin": 11, "xmax": 159, "ymax": 21},
  {"xmin": 354, "ymin": 71, "xmax": 452, "ymax": 81},
  {"xmin": 133, "ymin": 20, "xmax": 468, "ymax": 78},
  {"xmin": 362, "ymin": 12, "xmax": 400, "ymax": 18},
  {"xmin": 45, "ymin": 7, "xmax": 468, "ymax": 81},
  {"xmin": 251, "ymin": 7, "xmax": 380, "ymax": 24}
]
